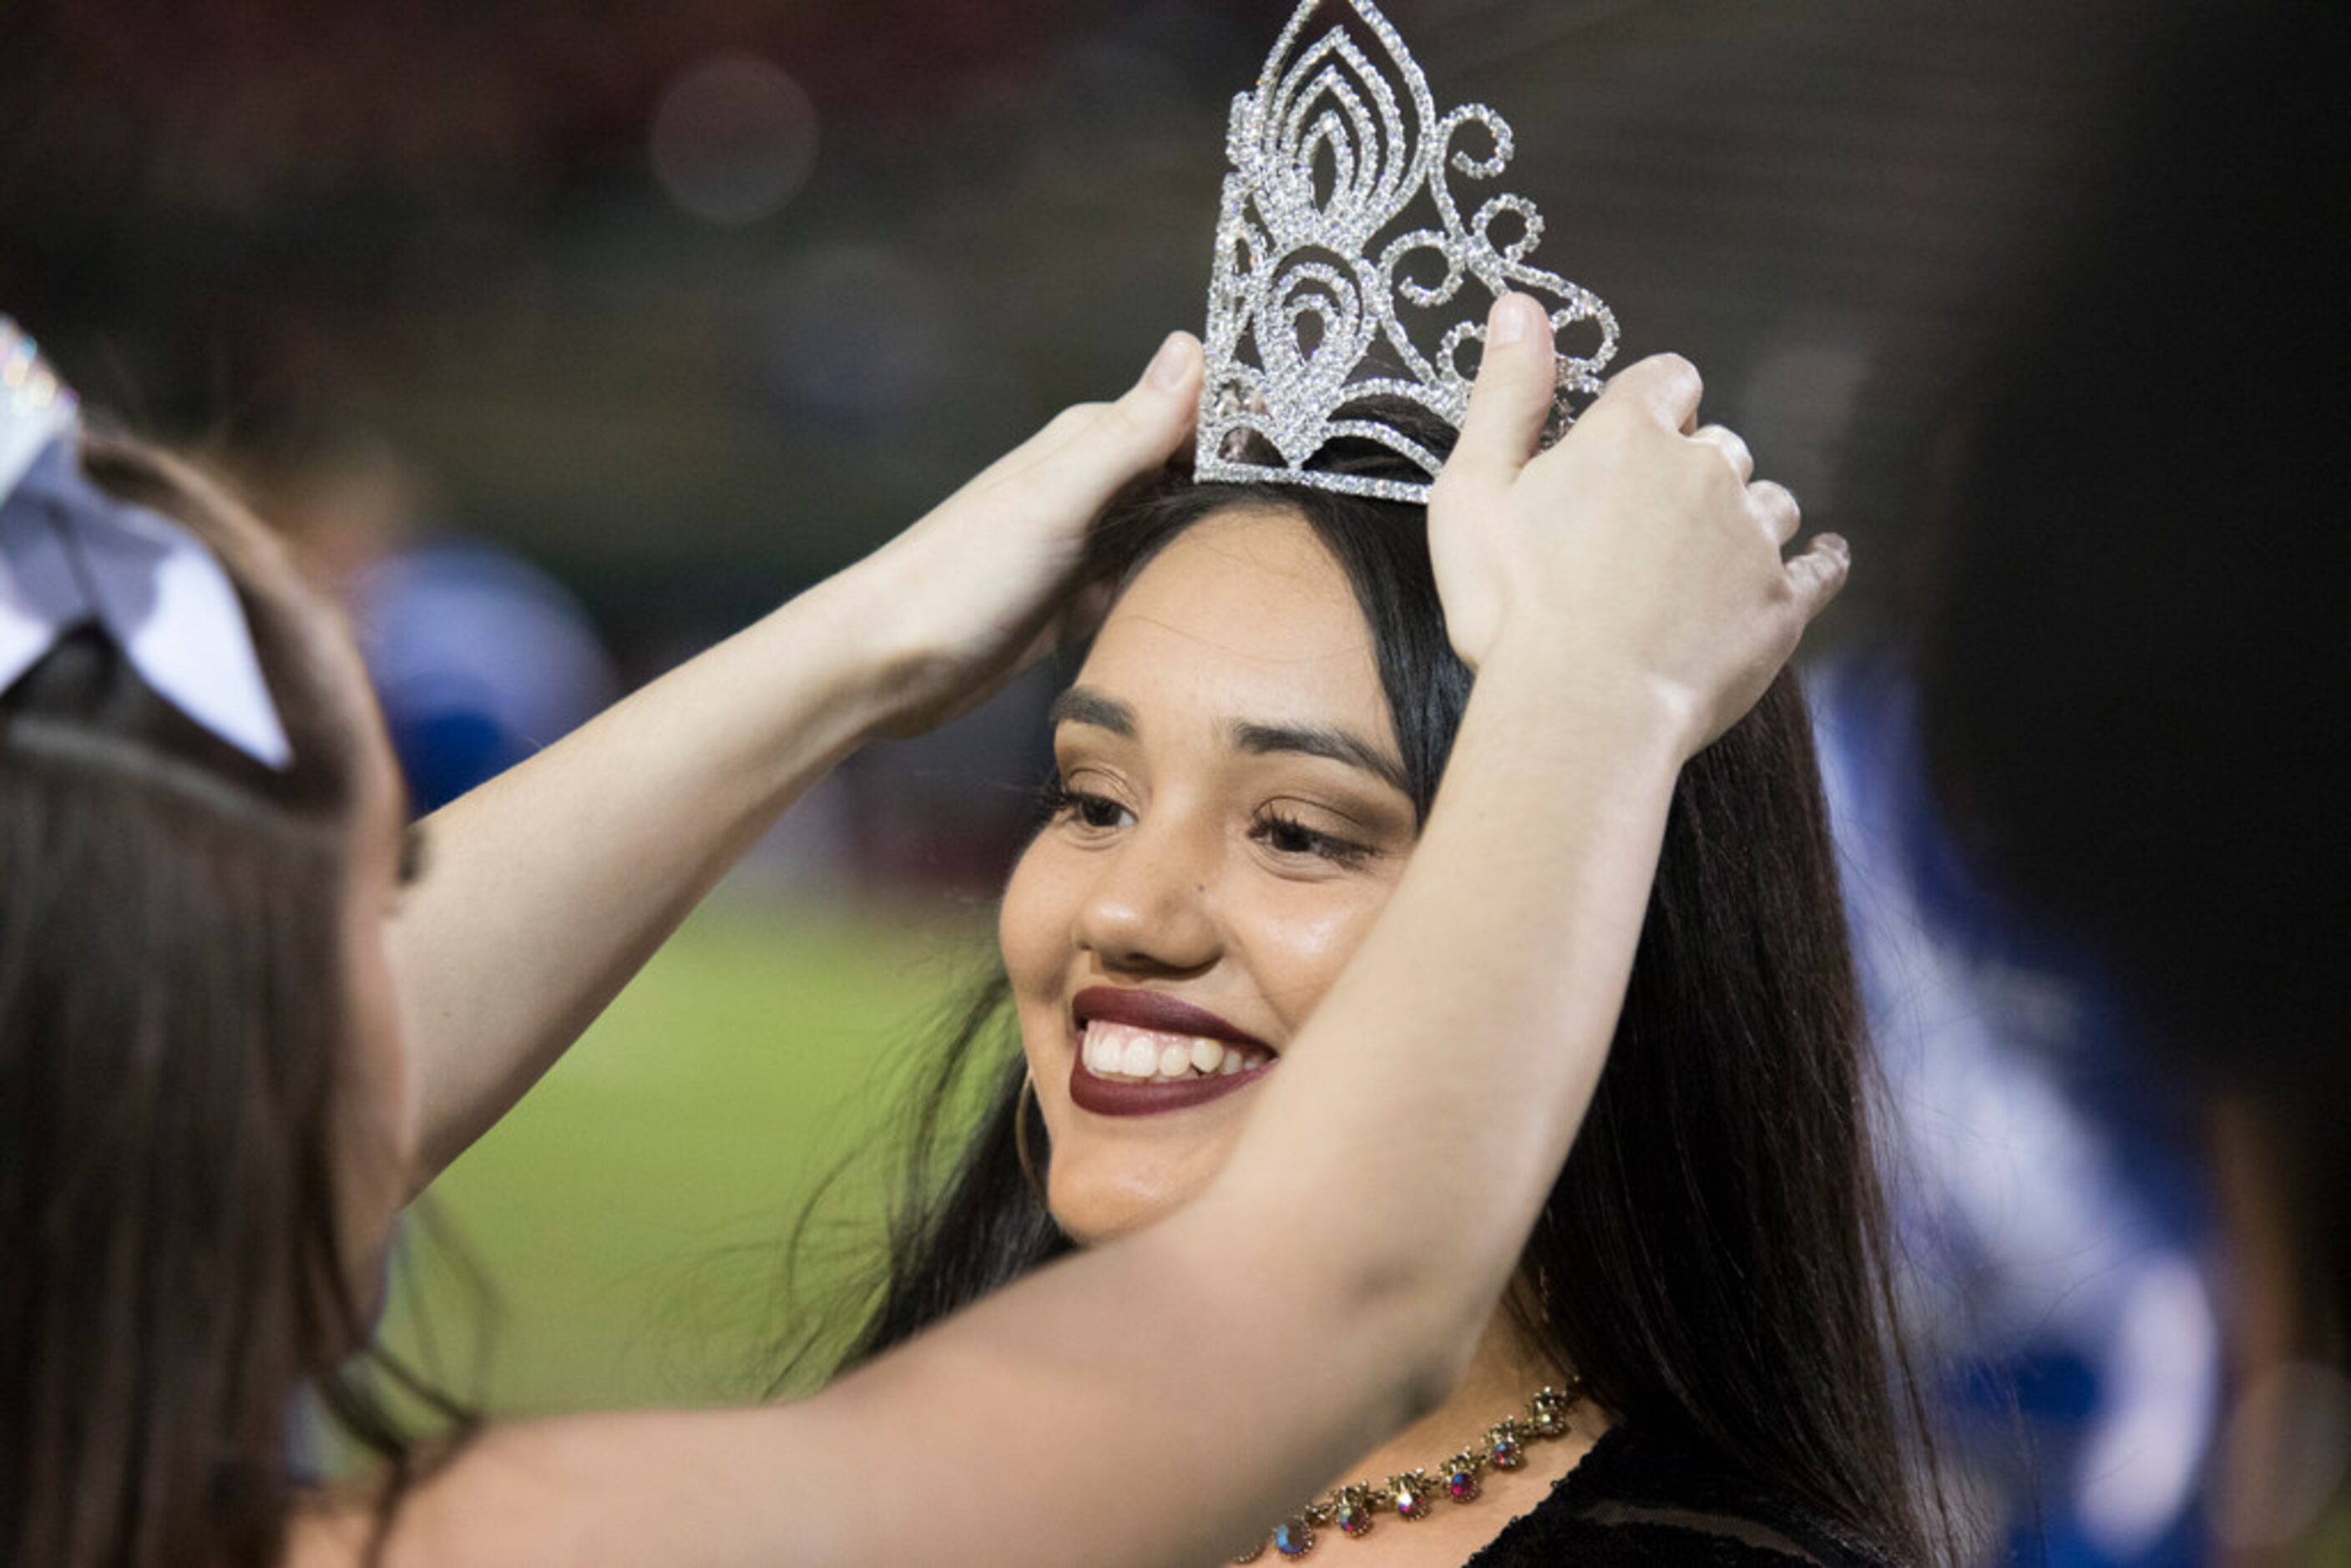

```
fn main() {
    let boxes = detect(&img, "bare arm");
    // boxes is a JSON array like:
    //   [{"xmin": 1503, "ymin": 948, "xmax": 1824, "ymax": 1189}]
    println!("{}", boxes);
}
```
[
  {"xmin": 304, "ymin": 303, "xmax": 1843, "ymax": 1568},
  {"xmin": 392, "ymin": 337, "xmax": 1209, "ymax": 1181}
]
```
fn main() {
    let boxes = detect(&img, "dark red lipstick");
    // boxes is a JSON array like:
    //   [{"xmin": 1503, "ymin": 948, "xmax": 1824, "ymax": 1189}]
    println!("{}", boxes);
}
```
[
  {"xmin": 1068, "ymin": 987, "xmax": 1277, "ymax": 1117},
  {"xmin": 1071, "ymin": 987, "xmax": 1269, "ymax": 1047}
]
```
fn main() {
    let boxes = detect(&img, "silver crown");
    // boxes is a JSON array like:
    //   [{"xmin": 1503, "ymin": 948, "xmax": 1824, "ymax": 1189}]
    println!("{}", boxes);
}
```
[{"xmin": 1195, "ymin": 0, "xmax": 1619, "ymax": 503}]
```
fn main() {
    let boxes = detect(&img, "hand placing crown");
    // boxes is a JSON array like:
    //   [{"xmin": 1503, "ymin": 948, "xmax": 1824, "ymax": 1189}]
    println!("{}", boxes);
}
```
[{"xmin": 1196, "ymin": 0, "xmax": 1620, "ymax": 503}]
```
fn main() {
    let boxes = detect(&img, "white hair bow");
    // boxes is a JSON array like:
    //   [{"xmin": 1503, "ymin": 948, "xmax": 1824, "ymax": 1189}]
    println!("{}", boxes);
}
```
[{"xmin": 1, "ymin": 319, "xmax": 292, "ymax": 769}]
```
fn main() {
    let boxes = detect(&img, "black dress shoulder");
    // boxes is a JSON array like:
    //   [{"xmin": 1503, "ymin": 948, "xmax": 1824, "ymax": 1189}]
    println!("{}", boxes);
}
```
[{"xmin": 1463, "ymin": 1425, "xmax": 1898, "ymax": 1566}]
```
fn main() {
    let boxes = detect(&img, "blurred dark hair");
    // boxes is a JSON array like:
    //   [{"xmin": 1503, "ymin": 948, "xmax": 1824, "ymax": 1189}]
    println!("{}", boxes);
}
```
[
  {"xmin": 815, "ymin": 409, "xmax": 1947, "ymax": 1560},
  {"xmin": 0, "ymin": 432, "xmax": 463, "ymax": 1568}
]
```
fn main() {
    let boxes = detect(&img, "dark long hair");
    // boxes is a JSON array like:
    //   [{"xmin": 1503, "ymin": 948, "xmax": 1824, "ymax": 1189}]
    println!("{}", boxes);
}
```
[
  {"xmin": 819, "ymin": 416, "xmax": 1942, "ymax": 1560},
  {"xmin": 0, "ymin": 432, "xmax": 463, "ymax": 1568}
]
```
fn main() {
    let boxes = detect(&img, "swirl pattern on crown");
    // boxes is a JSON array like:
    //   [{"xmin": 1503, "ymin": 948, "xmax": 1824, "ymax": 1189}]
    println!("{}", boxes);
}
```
[{"xmin": 1195, "ymin": 0, "xmax": 1619, "ymax": 503}]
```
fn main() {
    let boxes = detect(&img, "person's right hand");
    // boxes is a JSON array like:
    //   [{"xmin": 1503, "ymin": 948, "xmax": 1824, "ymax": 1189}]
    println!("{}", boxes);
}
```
[{"xmin": 1427, "ymin": 293, "xmax": 1848, "ymax": 759}]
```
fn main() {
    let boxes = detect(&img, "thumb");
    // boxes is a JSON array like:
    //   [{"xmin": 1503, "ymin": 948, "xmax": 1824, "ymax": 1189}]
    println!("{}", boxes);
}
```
[
  {"xmin": 1444, "ymin": 294, "xmax": 1556, "ymax": 488},
  {"xmin": 963, "ymin": 333, "xmax": 1203, "ymax": 524},
  {"xmin": 1118, "ymin": 329, "xmax": 1204, "ymax": 449}
]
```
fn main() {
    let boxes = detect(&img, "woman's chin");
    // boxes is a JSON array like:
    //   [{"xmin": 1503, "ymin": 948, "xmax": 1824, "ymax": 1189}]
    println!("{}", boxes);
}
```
[
  {"xmin": 1039, "ymin": 1069, "xmax": 1258, "ymax": 1242},
  {"xmin": 1047, "ymin": 1170, "xmax": 1211, "ymax": 1246},
  {"xmin": 1051, "ymin": 1196, "xmax": 1168, "ymax": 1246}
]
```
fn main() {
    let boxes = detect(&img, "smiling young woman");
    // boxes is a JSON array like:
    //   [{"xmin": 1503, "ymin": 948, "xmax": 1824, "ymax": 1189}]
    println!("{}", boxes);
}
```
[{"xmin": 831, "ymin": 400, "xmax": 1940, "ymax": 1566}]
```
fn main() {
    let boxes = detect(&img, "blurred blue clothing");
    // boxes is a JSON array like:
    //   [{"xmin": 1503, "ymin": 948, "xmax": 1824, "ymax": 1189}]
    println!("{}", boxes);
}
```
[
  {"xmin": 350, "ymin": 540, "xmax": 616, "ymax": 812},
  {"xmin": 1812, "ymin": 650, "xmax": 2218, "ymax": 1567}
]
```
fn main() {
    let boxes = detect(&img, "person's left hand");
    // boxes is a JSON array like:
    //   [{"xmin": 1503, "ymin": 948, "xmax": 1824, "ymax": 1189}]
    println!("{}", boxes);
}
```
[{"xmin": 834, "ymin": 331, "xmax": 1202, "ymax": 739}]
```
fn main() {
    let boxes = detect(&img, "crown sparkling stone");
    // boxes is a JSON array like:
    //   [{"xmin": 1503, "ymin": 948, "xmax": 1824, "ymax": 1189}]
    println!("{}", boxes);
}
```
[{"xmin": 1195, "ymin": 0, "xmax": 1619, "ymax": 503}]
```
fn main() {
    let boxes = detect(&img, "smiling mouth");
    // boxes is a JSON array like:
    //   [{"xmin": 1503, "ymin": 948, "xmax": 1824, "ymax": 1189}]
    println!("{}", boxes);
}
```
[
  {"xmin": 1065, "ymin": 988, "xmax": 1278, "ymax": 1117},
  {"xmin": 1079, "ymin": 1021, "xmax": 1272, "ymax": 1083}
]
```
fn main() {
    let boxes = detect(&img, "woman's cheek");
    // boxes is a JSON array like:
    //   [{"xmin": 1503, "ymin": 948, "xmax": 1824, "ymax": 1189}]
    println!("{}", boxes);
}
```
[
  {"xmin": 1236, "ymin": 887, "xmax": 1393, "ymax": 1018},
  {"xmin": 999, "ymin": 840, "xmax": 1075, "ymax": 1010}
]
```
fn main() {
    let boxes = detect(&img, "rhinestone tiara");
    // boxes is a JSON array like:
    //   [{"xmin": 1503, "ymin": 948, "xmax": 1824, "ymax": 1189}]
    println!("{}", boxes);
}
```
[{"xmin": 1195, "ymin": 0, "xmax": 1618, "ymax": 503}]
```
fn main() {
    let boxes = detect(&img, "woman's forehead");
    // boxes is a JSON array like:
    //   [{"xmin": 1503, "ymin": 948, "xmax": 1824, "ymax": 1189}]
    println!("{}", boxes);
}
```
[
  {"xmin": 1112, "ymin": 505, "xmax": 1355, "ymax": 616},
  {"xmin": 1079, "ymin": 508, "xmax": 1392, "ymax": 738}
]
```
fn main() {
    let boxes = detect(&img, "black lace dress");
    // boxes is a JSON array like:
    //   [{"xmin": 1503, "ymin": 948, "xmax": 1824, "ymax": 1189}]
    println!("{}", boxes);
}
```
[{"xmin": 1463, "ymin": 1425, "xmax": 1898, "ymax": 1566}]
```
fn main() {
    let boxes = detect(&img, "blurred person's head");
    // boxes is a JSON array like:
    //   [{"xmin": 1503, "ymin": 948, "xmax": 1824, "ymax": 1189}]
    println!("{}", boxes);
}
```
[
  {"xmin": 1911, "ymin": 2, "xmax": 2346, "ymax": 1545},
  {"xmin": 828, "ymin": 410, "xmax": 1948, "ymax": 1560},
  {"xmin": 1, "ymin": 429, "xmax": 438, "ymax": 1568},
  {"xmin": 1913, "ymin": 0, "xmax": 2343, "ymax": 1300}
]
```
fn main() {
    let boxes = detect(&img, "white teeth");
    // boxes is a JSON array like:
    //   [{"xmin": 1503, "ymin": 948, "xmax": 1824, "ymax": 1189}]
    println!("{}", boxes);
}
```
[{"xmin": 1081, "ymin": 1020, "xmax": 1274, "ymax": 1085}]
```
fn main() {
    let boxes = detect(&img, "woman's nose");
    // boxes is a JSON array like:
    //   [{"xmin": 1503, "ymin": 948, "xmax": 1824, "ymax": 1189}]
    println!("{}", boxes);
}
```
[{"xmin": 1073, "ymin": 815, "xmax": 1221, "ymax": 974}]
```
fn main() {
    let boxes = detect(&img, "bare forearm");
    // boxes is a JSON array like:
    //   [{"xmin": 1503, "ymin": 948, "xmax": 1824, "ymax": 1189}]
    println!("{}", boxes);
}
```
[
  {"xmin": 375, "ymin": 1225, "xmax": 1417, "ymax": 1568},
  {"xmin": 390, "ymin": 571, "xmax": 899, "ymax": 1179},
  {"xmin": 1203, "ymin": 651, "xmax": 1687, "ymax": 1357}
]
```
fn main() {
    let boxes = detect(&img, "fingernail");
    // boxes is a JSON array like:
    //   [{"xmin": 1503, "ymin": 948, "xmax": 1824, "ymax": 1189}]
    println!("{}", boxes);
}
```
[
  {"xmin": 1146, "ymin": 331, "xmax": 1191, "ymax": 390},
  {"xmin": 1818, "ymin": 532, "xmax": 1849, "ymax": 557},
  {"xmin": 1489, "ymin": 294, "xmax": 1540, "ymax": 348}
]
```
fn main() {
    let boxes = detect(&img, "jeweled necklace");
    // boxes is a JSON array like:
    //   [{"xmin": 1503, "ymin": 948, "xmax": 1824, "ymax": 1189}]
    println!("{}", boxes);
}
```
[{"xmin": 1233, "ymin": 1381, "xmax": 1585, "ymax": 1561}]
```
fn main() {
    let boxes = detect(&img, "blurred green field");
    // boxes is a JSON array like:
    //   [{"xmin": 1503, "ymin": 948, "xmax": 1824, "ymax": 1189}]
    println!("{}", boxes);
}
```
[{"xmin": 374, "ymin": 894, "xmax": 998, "ymax": 1417}]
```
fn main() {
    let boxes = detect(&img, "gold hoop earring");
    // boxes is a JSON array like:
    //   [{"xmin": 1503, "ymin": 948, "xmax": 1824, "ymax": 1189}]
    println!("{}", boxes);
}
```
[{"xmin": 1013, "ymin": 1067, "xmax": 1049, "ymax": 1205}]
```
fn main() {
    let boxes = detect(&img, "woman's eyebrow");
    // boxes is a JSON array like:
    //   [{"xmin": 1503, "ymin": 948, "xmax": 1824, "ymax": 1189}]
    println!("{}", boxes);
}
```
[
  {"xmin": 1049, "ymin": 685, "xmax": 1408, "ymax": 797},
  {"xmin": 1230, "ymin": 721, "xmax": 1409, "ymax": 797},
  {"xmin": 1047, "ymin": 685, "xmax": 1137, "ymax": 737}
]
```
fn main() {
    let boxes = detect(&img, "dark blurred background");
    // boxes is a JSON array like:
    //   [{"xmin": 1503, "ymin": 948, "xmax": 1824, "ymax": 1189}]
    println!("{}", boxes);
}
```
[
  {"xmin": 2, "ymin": 0, "xmax": 2164, "ymax": 644},
  {"xmin": 5, "ymin": 3, "xmax": 2336, "ymax": 1562}
]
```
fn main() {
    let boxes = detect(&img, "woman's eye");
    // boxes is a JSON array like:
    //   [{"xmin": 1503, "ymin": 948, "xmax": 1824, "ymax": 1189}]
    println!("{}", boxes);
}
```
[
  {"xmin": 1263, "ymin": 818, "xmax": 1320, "ymax": 854},
  {"xmin": 1039, "ymin": 779, "xmax": 1133, "ymax": 833},
  {"xmin": 1251, "ymin": 811, "xmax": 1370, "ymax": 866}
]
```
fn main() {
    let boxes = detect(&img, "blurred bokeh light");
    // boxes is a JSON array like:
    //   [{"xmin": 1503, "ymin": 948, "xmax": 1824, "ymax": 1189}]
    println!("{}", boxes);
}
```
[{"xmin": 650, "ymin": 54, "xmax": 819, "ymax": 225}]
